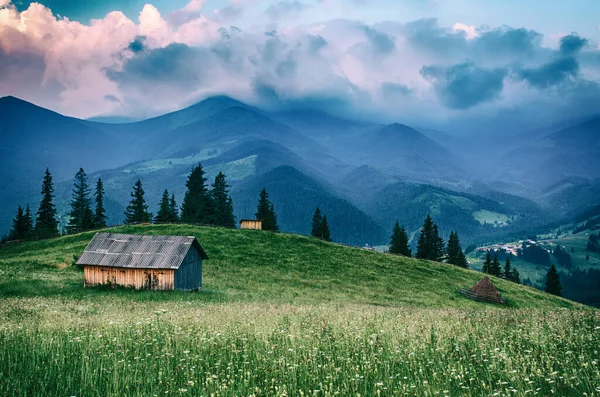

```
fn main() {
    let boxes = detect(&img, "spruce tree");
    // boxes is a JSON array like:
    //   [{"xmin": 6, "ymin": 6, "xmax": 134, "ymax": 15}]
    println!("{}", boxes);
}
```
[
  {"xmin": 311, "ymin": 207, "xmax": 323, "ymax": 238},
  {"xmin": 94, "ymin": 178, "xmax": 107, "ymax": 228},
  {"xmin": 431, "ymin": 224, "xmax": 446, "ymax": 262},
  {"xmin": 24, "ymin": 205, "xmax": 34, "ymax": 234},
  {"xmin": 416, "ymin": 215, "xmax": 434, "ymax": 259},
  {"xmin": 255, "ymin": 188, "xmax": 278, "ymax": 232},
  {"xmin": 169, "ymin": 193, "xmax": 179, "ymax": 223},
  {"xmin": 544, "ymin": 264, "xmax": 562, "ymax": 296},
  {"xmin": 181, "ymin": 164, "xmax": 214, "ymax": 225},
  {"xmin": 67, "ymin": 168, "xmax": 94, "ymax": 234},
  {"xmin": 124, "ymin": 179, "xmax": 152, "ymax": 224},
  {"xmin": 35, "ymin": 168, "xmax": 59, "ymax": 237},
  {"xmin": 320, "ymin": 215, "xmax": 332, "ymax": 242},
  {"xmin": 211, "ymin": 172, "xmax": 235, "ymax": 228},
  {"xmin": 490, "ymin": 253, "xmax": 502, "ymax": 277},
  {"xmin": 155, "ymin": 190, "xmax": 172, "ymax": 223},
  {"xmin": 389, "ymin": 221, "xmax": 412, "ymax": 257},
  {"xmin": 446, "ymin": 231, "xmax": 467, "ymax": 268},
  {"xmin": 8, "ymin": 206, "xmax": 27, "ymax": 240},
  {"xmin": 511, "ymin": 267, "xmax": 521, "ymax": 284},
  {"xmin": 482, "ymin": 251, "xmax": 492, "ymax": 274},
  {"xmin": 503, "ymin": 256, "xmax": 512, "ymax": 279}
]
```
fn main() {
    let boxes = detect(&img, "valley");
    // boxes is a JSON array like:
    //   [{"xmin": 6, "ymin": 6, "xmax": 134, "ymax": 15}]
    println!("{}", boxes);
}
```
[
  {"xmin": 4, "ymin": 94, "xmax": 597, "ymax": 249},
  {"xmin": 2, "ymin": 94, "xmax": 600, "ymax": 306}
]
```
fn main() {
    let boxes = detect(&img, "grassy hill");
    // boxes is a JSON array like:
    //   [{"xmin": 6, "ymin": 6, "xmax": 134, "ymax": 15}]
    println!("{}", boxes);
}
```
[
  {"xmin": 1, "ymin": 225, "xmax": 598, "ymax": 397},
  {"xmin": 0, "ymin": 224, "xmax": 571, "ymax": 309}
]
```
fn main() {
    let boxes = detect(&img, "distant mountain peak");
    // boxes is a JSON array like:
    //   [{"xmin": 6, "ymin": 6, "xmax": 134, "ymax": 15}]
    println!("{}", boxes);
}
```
[
  {"xmin": 0, "ymin": 95, "xmax": 34, "ymax": 107},
  {"xmin": 192, "ymin": 95, "xmax": 249, "ymax": 109}
]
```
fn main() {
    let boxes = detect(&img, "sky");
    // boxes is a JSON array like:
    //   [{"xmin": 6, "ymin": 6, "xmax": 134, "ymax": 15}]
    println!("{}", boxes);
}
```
[{"xmin": 1, "ymin": 0, "xmax": 600, "ymax": 132}]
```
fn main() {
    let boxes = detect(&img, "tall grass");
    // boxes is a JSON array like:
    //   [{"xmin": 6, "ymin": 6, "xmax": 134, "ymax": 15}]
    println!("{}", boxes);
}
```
[
  {"xmin": 0, "ymin": 304, "xmax": 598, "ymax": 396},
  {"xmin": 0, "ymin": 225, "xmax": 597, "ymax": 396}
]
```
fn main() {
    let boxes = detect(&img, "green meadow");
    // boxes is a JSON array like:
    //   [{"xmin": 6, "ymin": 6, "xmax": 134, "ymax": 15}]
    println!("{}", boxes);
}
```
[{"xmin": 0, "ymin": 224, "xmax": 598, "ymax": 396}]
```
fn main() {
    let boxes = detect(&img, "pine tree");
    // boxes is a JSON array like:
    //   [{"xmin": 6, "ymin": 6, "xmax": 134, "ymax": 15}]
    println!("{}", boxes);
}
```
[
  {"xmin": 94, "ymin": 178, "xmax": 107, "ymax": 228},
  {"xmin": 24, "ymin": 205, "xmax": 34, "ymax": 234},
  {"xmin": 511, "ymin": 267, "xmax": 521, "ymax": 284},
  {"xmin": 544, "ymin": 264, "xmax": 562, "ymax": 296},
  {"xmin": 503, "ymin": 256, "xmax": 512, "ymax": 279},
  {"xmin": 124, "ymin": 179, "xmax": 152, "ymax": 224},
  {"xmin": 482, "ymin": 251, "xmax": 492, "ymax": 274},
  {"xmin": 67, "ymin": 168, "xmax": 94, "ymax": 234},
  {"xmin": 155, "ymin": 190, "xmax": 172, "ymax": 223},
  {"xmin": 8, "ymin": 206, "xmax": 27, "ymax": 240},
  {"xmin": 255, "ymin": 188, "xmax": 279, "ymax": 232},
  {"xmin": 211, "ymin": 172, "xmax": 236, "ymax": 228},
  {"xmin": 416, "ymin": 215, "xmax": 434, "ymax": 259},
  {"xmin": 389, "ymin": 221, "xmax": 412, "ymax": 257},
  {"xmin": 446, "ymin": 231, "xmax": 467, "ymax": 268},
  {"xmin": 320, "ymin": 215, "xmax": 332, "ymax": 242},
  {"xmin": 431, "ymin": 224, "xmax": 446, "ymax": 262},
  {"xmin": 266, "ymin": 203, "xmax": 279, "ymax": 232},
  {"xmin": 311, "ymin": 207, "xmax": 323, "ymax": 238},
  {"xmin": 35, "ymin": 168, "xmax": 59, "ymax": 237},
  {"xmin": 169, "ymin": 193, "xmax": 179, "ymax": 223},
  {"xmin": 181, "ymin": 164, "xmax": 215, "ymax": 225},
  {"xmin": 490, "ymin": 253, "xmax": 502, "ymax": 277}
]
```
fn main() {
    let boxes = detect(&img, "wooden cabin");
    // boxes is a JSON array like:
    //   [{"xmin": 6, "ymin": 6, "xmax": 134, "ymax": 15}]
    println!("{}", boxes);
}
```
[
  {"xmin": 77, "ymin": 232, "xmax": 208, "ymax": 291},
  {"xmin": 240, "ymin": 219, "xmax": 262, "ymax": 230}
]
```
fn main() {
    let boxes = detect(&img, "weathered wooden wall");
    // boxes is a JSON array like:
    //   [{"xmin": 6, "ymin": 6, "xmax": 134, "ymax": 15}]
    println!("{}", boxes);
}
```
[
  {"xmin": 174, "ymin": 247, "xmax": 203, "ymax": 291},
  {"xmin": 84, "ymin": 266, "xmax": 175, "ymax": 290},
  {"xmin": 240, "ymin": 220, "xmax": 262, "ymax": 230}
]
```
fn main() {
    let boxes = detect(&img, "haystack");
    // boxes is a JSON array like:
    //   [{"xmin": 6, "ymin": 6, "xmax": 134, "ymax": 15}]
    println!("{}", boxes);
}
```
[{"xmin": 459, "ymin": 276, "xmax": 505, "ymax": 304}]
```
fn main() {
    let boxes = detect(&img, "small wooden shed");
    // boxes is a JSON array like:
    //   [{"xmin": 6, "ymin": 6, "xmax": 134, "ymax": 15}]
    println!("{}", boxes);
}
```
[
  {"xmin": 77, "ymin": 232, "xmax": 208, "ymax": 291},
  {"xmin": 240, "ymin": 219, "xmax": 262, "ymax": 230}
]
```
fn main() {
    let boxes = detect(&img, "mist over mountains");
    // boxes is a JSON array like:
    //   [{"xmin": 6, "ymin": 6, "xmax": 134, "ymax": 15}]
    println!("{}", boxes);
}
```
[{"xmin": 1, "ymin": 94, "xmax": 599, "ymax": 245}]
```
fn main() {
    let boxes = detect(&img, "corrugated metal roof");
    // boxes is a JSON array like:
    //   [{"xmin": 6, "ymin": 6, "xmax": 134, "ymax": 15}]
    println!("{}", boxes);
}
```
[{"xmin": 77, "ymin": 232, "xmax": 208, "ymax": 269}]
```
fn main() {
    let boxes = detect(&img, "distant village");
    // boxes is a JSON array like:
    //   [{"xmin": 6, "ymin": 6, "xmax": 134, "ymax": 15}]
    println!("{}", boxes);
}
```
[{"xmin": 474, "ymin": 239, "xmax": 554, "ymax": 259}]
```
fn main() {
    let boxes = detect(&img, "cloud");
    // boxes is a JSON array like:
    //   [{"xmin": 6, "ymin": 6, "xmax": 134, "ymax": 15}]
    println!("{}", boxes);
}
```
[
  {"xmin": 516, "ymin": 57, "xmax": 579, "ymax": 89},
  {"xmin": 514, "ymin": 34, "xmax": 586, "ymax": 90},
  {"xmin": 104, "ymin": 94, "xmax": 120, "ymax": 102},
  {"xmin": 559, "ymin": 33, "xmax": 587, "ymax": 55},
  {"xmin": 128, "ymin": 36, "xmax": 146, "ymax": 53},
  {"xmin": 473, "ymin": 27, "xmax": 542, "ymax": 60},
  {"xmin": 362, "ymin": 26, "xmax": 396, "ymax": 55},
  {"xmin": 453, "ymin": 23, "xmax": 477, "ymax": 39},
  {"xmin": 265, "ymin": 1, "xmax": 307, "ymax": 20},
  {"xmin": 0, "ymin": 0, "xmax": 599, "ymax": 130},
  {"xmin": 420, "ymin": 62, "xmax": 507, "ymax": 109}
]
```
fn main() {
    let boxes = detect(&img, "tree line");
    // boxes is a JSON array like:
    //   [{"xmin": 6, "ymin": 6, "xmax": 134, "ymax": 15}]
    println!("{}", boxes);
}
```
[
  {"xmin": 481, "ymin": 250, "xmax": 521, "ymax": 283},
  {"xmin": 6, "ymin": 168, "xmax": 108, "ymax": 241},
  {"xmin": 388, "ymin": 215, "xmax": 468, "ymax": 269},
  {"xmin": 4, "ymin": 164, "xmax": 282, "ymax": 240}
]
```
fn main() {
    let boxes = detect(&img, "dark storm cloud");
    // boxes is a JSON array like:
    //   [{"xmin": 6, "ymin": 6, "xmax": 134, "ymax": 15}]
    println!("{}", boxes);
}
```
[
  {"xmin": 559, "ymin": 34, "xmax": 587, "ymax": 56},
  {"xmin": 420, "ymin": 62, "xmax": 507, "ymax": 109},
  {"xmin": 516, "ymin": 57, "xmax": 579, "ymax": 89},
  {"xmin": 127, "ymin": 36, "xmax": 146, "ymax": 53},
  {"xmin": 473, "ymin": 27, "xmax": 542, "ymax": 59},
  {"xmin": 514, "ymin": 34, "xmax": 586, "ymax": 90},
  {"xmin": 107, "ymin": 43, "xmax": 208, "ymax": 87}
]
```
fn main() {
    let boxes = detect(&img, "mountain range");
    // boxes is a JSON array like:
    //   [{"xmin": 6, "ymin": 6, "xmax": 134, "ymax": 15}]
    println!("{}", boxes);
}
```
[{"xmin": 1, "ymin": 94, "xmax": 599, "ymax": 246}]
